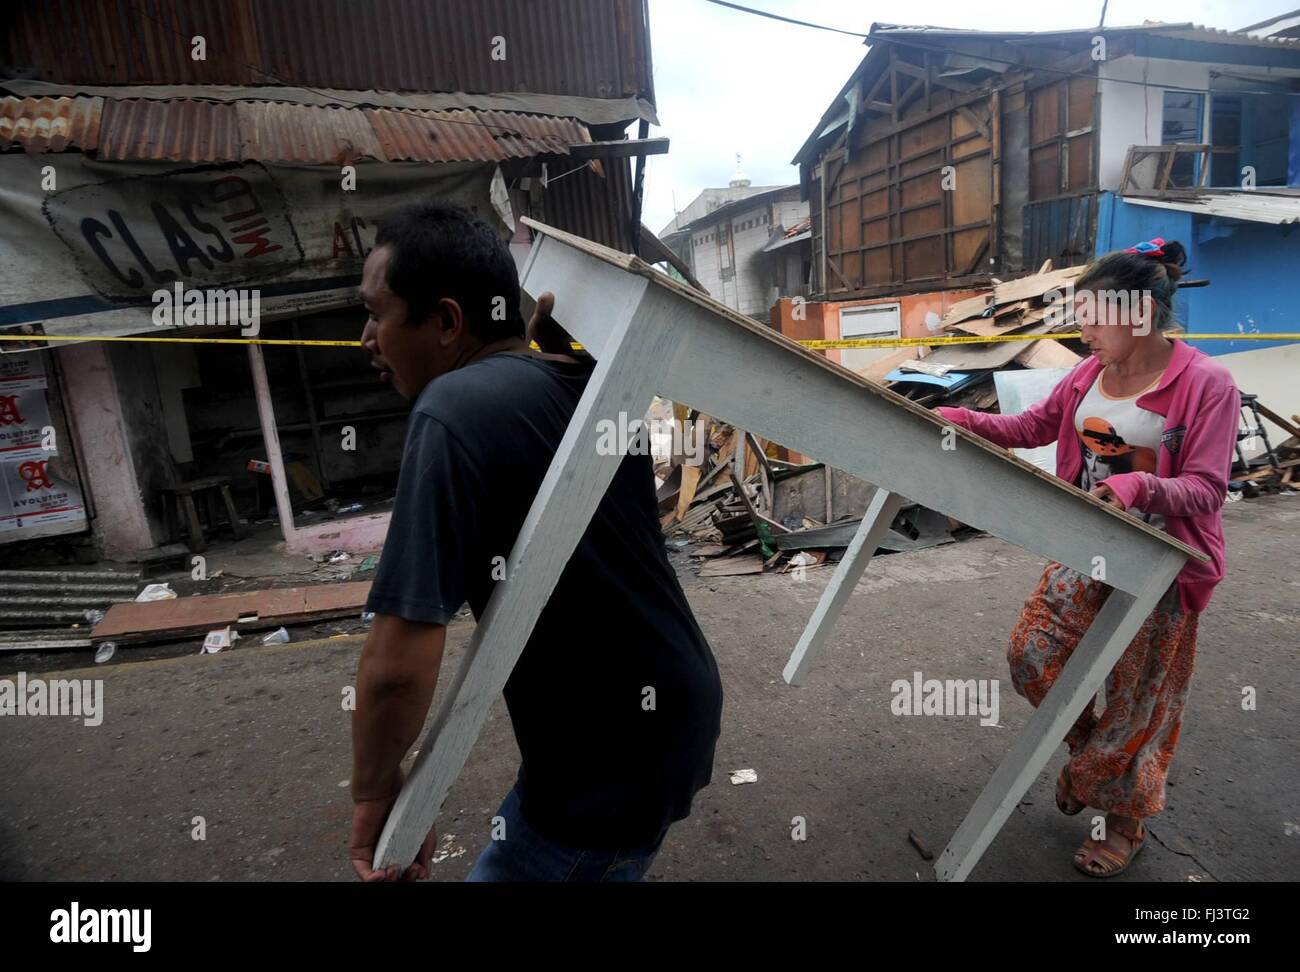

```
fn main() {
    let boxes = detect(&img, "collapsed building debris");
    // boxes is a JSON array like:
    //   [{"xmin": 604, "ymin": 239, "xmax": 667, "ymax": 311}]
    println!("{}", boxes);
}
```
[
  {"xmin": 658, "ymin": 418, "xmax": 968, "ymax": 575},
  {"xmin": 1230, "ymin": 401, "xmax": 1300, "ymax": 496}
]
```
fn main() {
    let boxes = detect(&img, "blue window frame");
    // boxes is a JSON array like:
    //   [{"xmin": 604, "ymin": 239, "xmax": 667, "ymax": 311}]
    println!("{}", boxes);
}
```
[{"xmin": 1162, "ymin": 91, "xmax": 1205, "ymax": 187}]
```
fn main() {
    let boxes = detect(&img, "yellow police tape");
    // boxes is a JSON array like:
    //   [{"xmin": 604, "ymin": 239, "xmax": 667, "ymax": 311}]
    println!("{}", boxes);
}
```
[
  {"xmin": 0, "ymin": 333, "xmax": 360, "ymax": 347},
  {"xmin": 0, "ymin": 332, "xmax": 1297, "ymax": 350},
  {"xmin": 798, "ymin": 332, "xmax": 1300, "ymax": 349}
]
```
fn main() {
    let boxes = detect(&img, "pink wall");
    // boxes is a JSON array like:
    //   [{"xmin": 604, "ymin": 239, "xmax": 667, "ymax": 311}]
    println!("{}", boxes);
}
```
[{"xmin": 818, "ymin": 290, "xmax": 985, "ymax": 366}]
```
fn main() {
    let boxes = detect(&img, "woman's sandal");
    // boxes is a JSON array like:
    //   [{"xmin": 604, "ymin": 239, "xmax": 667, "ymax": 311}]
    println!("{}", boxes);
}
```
[
  {"xmin": 1073, "ymin": 818, "xmax": 1146, "ymax": 878},
  {"xmin": 1055, "ymin": 766, "xmax": 1086, "ymax": 816}
]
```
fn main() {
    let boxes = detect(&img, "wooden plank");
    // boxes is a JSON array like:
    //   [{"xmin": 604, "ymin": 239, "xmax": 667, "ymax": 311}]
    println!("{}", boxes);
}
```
[
  {"xmin": 746, "ymin": 432, "xmax": 776, "ymax": 513},
  {"xmin": 991, "ymin": 265, "xmax": 1084, "ymax": 306},
  {"xmin": 565, "ymin": 137, "xmax": 670, "ymax": 160},
  {"xmin": 950, "ymin": 305, "xmax": 1049, "ymax": 338},
  {"xmin": 925, "ymin": 322, "xmax": 1057, "ymax": 370},
  {"xmin": 935, "ymin": 549, "xmax": 1186, "ymax": 880},
  {"xmin": 783, "ymin": 489, "xmax": 904, "ymax": 686},
  {"xmin": 855, "ymin": 346, "xmax": 924, "ymax": 384},
  {"xmin": 1253, "ymin": 402, "xmax": 1300, "ymax": 440},
  {"xmin": 697, "ymin": 554, "xmax": 765, "ymax": 577},
  {"xmin": 939, "ymin": 293, "xmax": 993, "ymax": 328},
  {"xmin": 1015, "ymin": 337, "xmax": 1082, "ymax": 369},
  {"xmin": 729, "ymin": 468, "xmax": 789, "ymax": 535},
  {"xmin": 90, "ymin": 582, "xmax": 372, "ymax": 641},
  {"xmin": 674, "ymin": 463, "xmax": 702, "ymax": 522}
]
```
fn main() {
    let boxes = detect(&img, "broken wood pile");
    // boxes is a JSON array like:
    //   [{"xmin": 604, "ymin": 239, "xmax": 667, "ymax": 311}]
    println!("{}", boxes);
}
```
[
  {"xmin": 658, "ymin": 423, "xmax": 964, "ymax": 577},
  {"xmin": 1231, "ymin": 404, "xmax": 1300, "ymax": 497},
  {"xmin": 854, "ymin": 260, "xmax": 1087, "ymax": 410}
]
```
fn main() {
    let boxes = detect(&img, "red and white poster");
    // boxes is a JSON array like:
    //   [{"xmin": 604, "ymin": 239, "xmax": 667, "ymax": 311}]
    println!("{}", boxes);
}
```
[{"xmin": 0, "ymin": 353, "xmax": 87, "ymax": 537}]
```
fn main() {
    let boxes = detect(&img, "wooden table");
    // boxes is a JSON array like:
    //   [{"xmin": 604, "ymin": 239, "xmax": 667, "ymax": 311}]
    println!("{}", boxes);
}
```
[{"xmin": 374, "ymin": 218, "xmax": 1204, "ymax": 881}]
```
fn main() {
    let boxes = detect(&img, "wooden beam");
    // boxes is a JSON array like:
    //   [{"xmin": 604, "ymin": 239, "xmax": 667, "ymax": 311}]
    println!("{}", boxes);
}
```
[
  {"xmin": 935, "ymin": 548, "xmax": 1186, "ymax": 880},
  {"xmin": 956, "ymin": 105, "xmax": 991, "ymax": 142},
  {"xmin": 247, "ymin": 343, "xmax": 296, "ymax": 544},
  {"xmin": 565, "ymin": 137, "xmax": 670, "ymax": 160},
  {"xmin": 1253, "ymin": 402, "xmax": 1300, "ymax": 440},
  {"xmin": 893, "ymin": 59, "xmax": 929, "ymax": 82},
  {"xmin": 783, "ymin": 488, "xmax": 904, "ymax": 686}
]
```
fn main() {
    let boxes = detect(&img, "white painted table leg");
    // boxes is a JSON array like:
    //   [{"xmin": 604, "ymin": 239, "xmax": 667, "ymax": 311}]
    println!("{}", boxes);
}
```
[
  {"xmin": 934, "ymin": 549, "xmax": 1186, "ymax": 881},
  {"xmin": 372, "ymin": 291, "xmax": 674, "ymax": 869},
  {"xmin": 783, "ymin": 488, "xmax": 904, "ymax": 686}
]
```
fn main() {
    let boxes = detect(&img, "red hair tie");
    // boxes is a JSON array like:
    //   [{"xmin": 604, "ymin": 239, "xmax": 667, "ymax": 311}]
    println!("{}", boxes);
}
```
[{"xmin": 1124, "ymin": 237, "xmax": 1166, "ymax": 257}]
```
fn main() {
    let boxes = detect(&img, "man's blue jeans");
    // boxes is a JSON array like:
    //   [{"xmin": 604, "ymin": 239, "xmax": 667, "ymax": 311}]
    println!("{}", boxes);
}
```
[{"xmin": 466, "ymin": 786, "xmax": 666, "ymax": 882}]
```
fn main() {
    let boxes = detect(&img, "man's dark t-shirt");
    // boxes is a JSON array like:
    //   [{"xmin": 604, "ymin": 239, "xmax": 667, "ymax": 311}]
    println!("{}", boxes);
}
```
[{"xmin": 366, "ymin": 351, "xmax": 723, "ymax": 849}]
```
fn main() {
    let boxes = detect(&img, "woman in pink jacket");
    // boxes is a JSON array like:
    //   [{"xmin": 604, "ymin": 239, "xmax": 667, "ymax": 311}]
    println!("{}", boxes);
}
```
[{"xmin": 936, "ymin": 239, "xmax": 1240, "ymax": 877}]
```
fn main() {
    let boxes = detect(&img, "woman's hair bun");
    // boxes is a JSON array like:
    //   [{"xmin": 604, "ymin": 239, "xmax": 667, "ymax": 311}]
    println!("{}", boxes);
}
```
[{"xmin": 1158, "ymin": 240, "xmax": 1186, "ymax": 282}]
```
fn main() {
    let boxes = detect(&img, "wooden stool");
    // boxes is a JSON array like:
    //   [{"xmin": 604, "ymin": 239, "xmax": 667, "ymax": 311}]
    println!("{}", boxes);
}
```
[{"xmin": 162, "ymin": 476, "xmax": 244, "ymax": 553}]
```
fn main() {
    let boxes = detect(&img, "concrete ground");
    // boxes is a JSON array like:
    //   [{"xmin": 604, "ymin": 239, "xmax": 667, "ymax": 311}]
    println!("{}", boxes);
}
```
[{"xmin": 2, "ymin": 493, "xmax": 1296, "ymax": 882}]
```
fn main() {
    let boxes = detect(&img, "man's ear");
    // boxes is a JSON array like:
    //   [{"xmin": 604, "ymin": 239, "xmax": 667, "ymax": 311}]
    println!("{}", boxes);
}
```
[{"xmin": 433, "ymin": 297, "xmax": 466, "ymax": 346}]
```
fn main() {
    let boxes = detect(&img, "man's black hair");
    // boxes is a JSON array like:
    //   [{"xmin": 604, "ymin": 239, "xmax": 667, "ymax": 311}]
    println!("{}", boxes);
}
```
[{"xmin": 374, "ymin": 202, "xmax": 525, "ymax": 341}]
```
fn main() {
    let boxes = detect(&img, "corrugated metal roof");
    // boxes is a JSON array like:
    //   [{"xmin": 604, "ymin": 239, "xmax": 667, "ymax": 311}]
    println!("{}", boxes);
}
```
[
  {"xmin": 0, "ymin": 96, "xmax": 102, "ymax": 153},
  {"xmin": 2, "ymin": 0, "xmax": 655, "ymax": 106},
  {"xmin": 1, "ymin": 80, "xmax": 657, "ymax": 127},
  {"xmin": 98, "ymin": 98, "xmax": 241, "ymax": 163},
  {"xmin": 366, "ymin": 108, "xmax": 583, "ymax": 163},
  {"xmin": 543, "ymin": 157, "xmax": 637, "ymax": 252},
  {"xmin": 1122, "ymin": 190, "xmax": 1300, "ymax": 225},
  {"xmin": 2, "ymin": 95, "xmax": 590, "ymax": 164}
]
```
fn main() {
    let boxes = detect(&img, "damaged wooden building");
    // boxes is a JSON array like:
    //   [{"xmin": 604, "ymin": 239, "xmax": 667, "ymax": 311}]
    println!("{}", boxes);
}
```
[{"xmin": 781, "ymin": 20, "xmax": 1300, "ymax": 433}]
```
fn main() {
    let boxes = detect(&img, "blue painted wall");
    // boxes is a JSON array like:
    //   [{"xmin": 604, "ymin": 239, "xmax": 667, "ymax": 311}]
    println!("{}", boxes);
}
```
[
  {"xmin": 1291, "ymin": 98, "xmax": 1300, "ymax": 187},
  {"xmin": 1095, "ymin": 192, "xmax": 1300, "ymax": 356}
]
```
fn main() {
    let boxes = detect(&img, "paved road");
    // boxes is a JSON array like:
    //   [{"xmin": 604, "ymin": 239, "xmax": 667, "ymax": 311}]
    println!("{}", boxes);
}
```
[{"xmin": 2, "ymin": 494, "xmax": 1296, "ymax": 881}]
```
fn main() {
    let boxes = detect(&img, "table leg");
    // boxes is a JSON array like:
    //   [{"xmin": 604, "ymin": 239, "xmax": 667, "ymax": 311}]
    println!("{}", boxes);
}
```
[{"xmin": 934, "ymin": 548, "xmax": 1186, "ymax": 881}]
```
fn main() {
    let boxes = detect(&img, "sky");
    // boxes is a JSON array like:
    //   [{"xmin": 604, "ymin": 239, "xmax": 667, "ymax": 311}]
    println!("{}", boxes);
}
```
[{"xmin": 641, "ymin": 0, "xmax": 1291, "ymax": 234}]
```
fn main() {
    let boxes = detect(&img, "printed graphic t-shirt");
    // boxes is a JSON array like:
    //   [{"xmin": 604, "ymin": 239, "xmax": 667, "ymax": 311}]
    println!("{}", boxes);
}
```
[
  {"xmin": 1074, "ymin": 370, "xmax": 1166, "ymax": 530},
  {"xmin": 365, "ymin": 352, "xmax": 723, "ymax": 850}
]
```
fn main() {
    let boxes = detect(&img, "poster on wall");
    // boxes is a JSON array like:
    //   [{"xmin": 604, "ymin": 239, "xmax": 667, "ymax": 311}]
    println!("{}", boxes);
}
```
[
  {"xmin": 0, "ymin": 352, "xmax": 87, "ymax": 540},
  {"xmin": 0, "ymin": 156, "xmax": 503, "ymax": 342}
]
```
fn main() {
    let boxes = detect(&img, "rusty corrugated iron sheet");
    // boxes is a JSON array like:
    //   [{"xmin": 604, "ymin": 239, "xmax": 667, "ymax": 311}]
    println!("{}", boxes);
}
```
[
  {"xmin": 367, "ymin": 108, "xmax": 585, "ymax": 163},
  {"xmin": 0, "ymin": 96, "xmax": 103, "ymax": 153},
  {"xmin": 2, "ymin": 0, "xmax": 655, "ymax": 105},
  {"xmin": 97, "ymin": 98, "xmax": 241, "ymax": 163},
  {"xmin": 7, "ymin": 96, "xmax": 590, "ymax": 164},
  {"xmin": 542, "ymin": 156, "xmax": 637, "ymax": 252},
  {"xmin": 235, "ymin": 101, "xmax": 386, "ymax": 163},
  {"xmin": 3, "ymin": 0, "xmax": 263, "ymax": 86}
]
